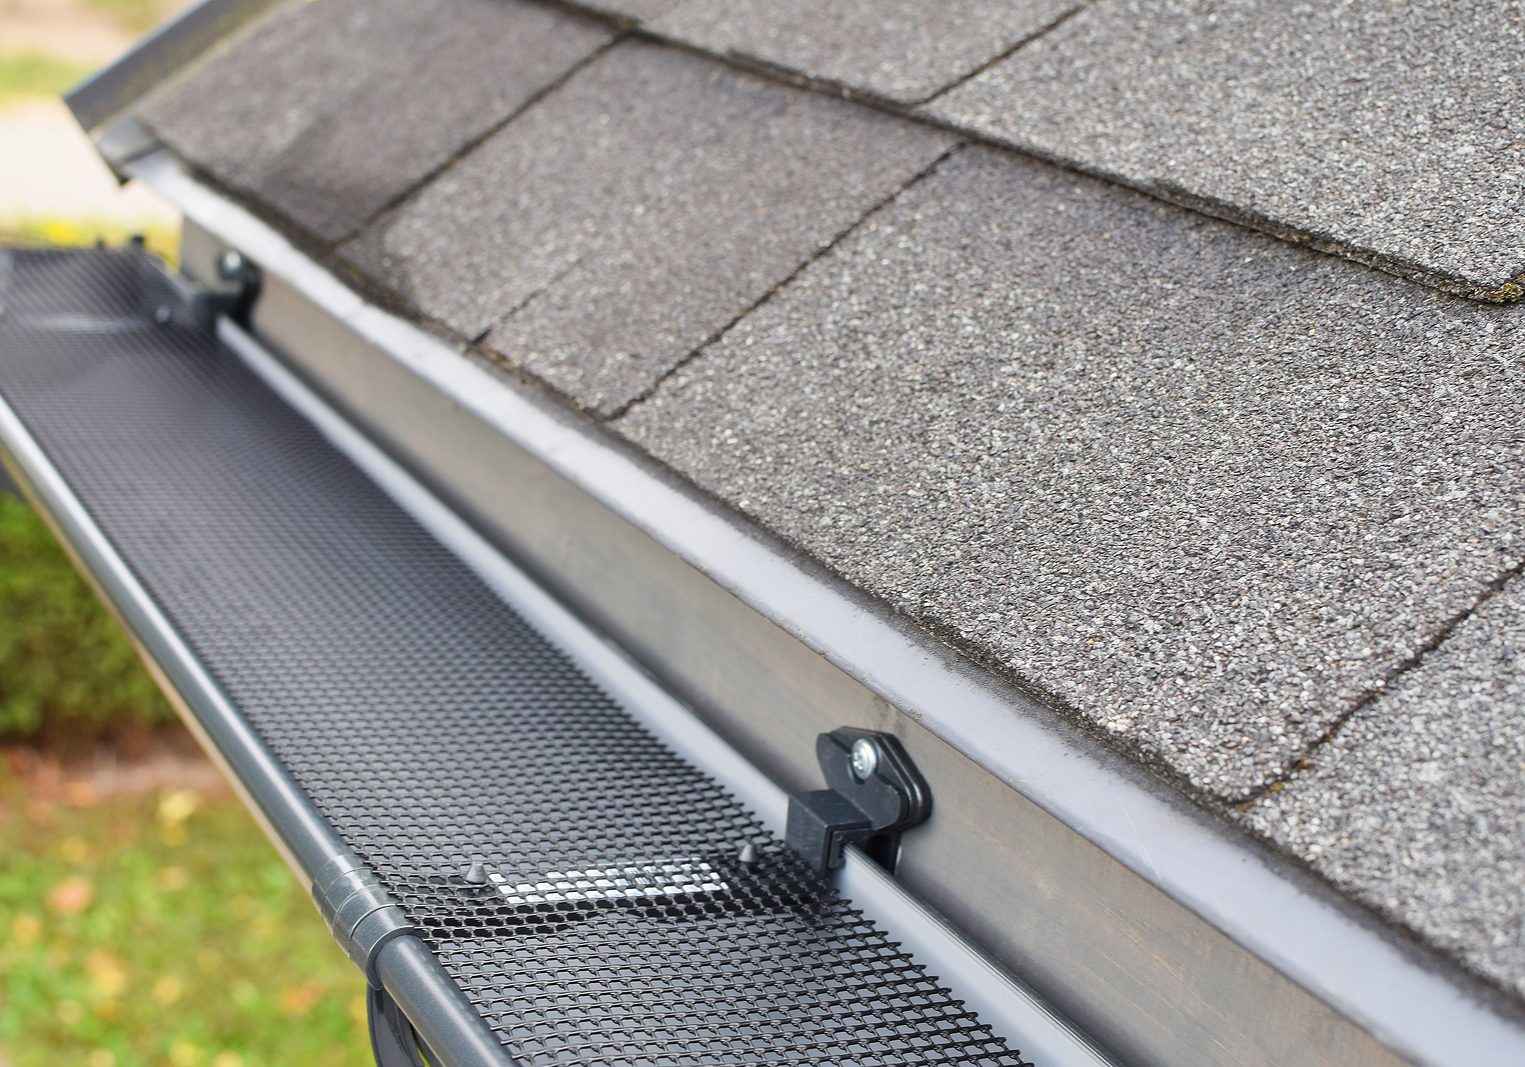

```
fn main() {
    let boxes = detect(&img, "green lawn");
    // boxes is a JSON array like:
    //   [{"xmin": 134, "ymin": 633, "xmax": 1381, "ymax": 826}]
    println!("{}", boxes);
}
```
[
  {"xmin": 0, "ymin": 501, "xmax": 370, "ymax": 1066},
  {"xmin": 0, "ymin": 775, "xmax": 371, "ymax": 1067}
]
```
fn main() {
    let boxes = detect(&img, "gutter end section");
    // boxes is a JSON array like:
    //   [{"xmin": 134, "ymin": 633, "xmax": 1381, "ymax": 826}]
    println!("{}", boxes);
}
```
[{"xmin": 65, "ymin": 0, "xmax": 278, "ymax": 169}]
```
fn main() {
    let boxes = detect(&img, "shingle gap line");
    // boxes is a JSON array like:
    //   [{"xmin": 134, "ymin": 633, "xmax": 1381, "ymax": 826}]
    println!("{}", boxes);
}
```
[
  {"xmin": 329, "ymin": 28, "xmax": 630, "ymax": 250},
  {"xmin": 1238, "ymin": 554, "xmax": 1525, "ymax": 808},
  {"xmin": 522, "ymin": 0, "xmax": 1523, "ymax": 305},
  {"xmin": 603, "ymin": 142, "xmax": 969, "ymax": 422},
  {"xmin": 914, "ymin": 1, "xmax": 1097, "ymax": 108}
]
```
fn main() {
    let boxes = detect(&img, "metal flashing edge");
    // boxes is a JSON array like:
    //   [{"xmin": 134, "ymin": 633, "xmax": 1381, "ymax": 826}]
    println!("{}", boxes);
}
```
[
  {"xmin": 132, "ymin": 150, "xmax": 1525, "ymax": 1067},
  {"xmin": 66, "ymin": 0, "xmax": 280, "ymax": 138}
]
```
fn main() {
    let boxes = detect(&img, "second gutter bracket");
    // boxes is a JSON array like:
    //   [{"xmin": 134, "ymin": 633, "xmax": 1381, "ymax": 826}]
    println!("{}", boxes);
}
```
[{"xmin": 786, "ymin": 727, "xmax": 931, "ymax": 876}]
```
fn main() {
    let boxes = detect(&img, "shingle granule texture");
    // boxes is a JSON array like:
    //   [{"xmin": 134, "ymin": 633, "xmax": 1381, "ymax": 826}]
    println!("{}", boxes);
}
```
[
  {"xmin": 930, "ymin": 0, "xmax": 1525, "ymax": 299},
  {"xmin": 141, "ymin": 0, "xmax": 611, "ymax": 244},
  {"xmin": 1242, "ymin": 578, "xmax": 1525, "ymax": 1000},
  {"xmin": 614, "ymin": 146, "xmax": 1525, "ymax": 800},
  {"xmin": 649, "ymin": 0, "xmax": 1081, "ymax": 105},
  {"xmin": 344, "ymin": 41, "xmax": 954, "ymax": 417}
]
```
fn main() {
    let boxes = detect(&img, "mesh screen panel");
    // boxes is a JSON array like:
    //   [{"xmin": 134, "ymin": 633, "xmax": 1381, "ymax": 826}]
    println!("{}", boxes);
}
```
[{"xmin": 0, "ymin": 247, "xmax": 1031, "ymax": 1066}]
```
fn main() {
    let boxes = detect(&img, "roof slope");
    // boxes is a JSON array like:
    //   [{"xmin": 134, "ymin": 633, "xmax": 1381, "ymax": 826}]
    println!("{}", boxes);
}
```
[
  {"xmin": 1243, "ymin": 577, "xmax": 1525, "ymax": 1001},
  {"xmin": 615, "ymin": 144, "xmax": 1525, "ymax": 800},
  {"xmin": 930, "ymin": 0, "xmax": 1525, "ymax": 299},
  {"xmin": 132, "ymin": 0, "xmax": 1525, "ymax": 1004},
  {"xmin": 343, "ymin": 41, "xmax": 953, "ymax": 415},
  {"xmin": 644, "ymin": 0, "xmax": 1081, "ymax": 104},
  {"xmin": 141, "ymin": 0, "xmax": 613, "ymax": 242}
]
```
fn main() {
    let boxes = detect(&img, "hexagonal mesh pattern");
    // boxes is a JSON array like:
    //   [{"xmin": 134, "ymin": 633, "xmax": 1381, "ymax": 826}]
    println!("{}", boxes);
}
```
[{"xmin": 0, "ymin": 247, "xmax": 1030, "ymax": 1066}]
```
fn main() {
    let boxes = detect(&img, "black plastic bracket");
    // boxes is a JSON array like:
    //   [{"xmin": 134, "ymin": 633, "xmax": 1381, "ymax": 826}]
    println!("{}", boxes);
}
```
[
  {"xmin": 368, "ymin": 983, "xmax": 435, "ymax": 1067},
  {"xmin": 155, "ymin": 244, "xmax": 261, "ymax": 330},
  {"xmin": 786, "ymin": 728, "xmax": 932, "ymax": 875}
]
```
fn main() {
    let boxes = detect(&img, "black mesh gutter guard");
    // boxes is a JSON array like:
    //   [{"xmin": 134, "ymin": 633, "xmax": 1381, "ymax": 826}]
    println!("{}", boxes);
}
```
[{"xmin": 0, "ymin": 245, "xmax": 1054, "ymax": 1066}]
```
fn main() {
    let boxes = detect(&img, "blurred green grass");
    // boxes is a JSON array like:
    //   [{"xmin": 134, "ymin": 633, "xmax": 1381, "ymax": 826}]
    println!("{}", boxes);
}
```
[
  {"xmin": 0, "ymin": 3, "xmax": 368, "ymax": 1059},
  {"xmin": 1, "ymin": 489, "xmax": 367, "ymax": 1065},
  {"xmin": 0, "ymin": 52, "xmax": 95, "ymax": 104},
  {"xmin": 0, "ymin": 772, "xmax": 370, "ymax": 1067},
  {"xmin": 0, "ymin": 493, "xmax": 175, "ymax": 749}
]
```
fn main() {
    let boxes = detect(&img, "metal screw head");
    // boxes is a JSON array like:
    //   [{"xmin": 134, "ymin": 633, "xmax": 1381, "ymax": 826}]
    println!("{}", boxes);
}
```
[
  {"xmin": 217, "ymin": 250, "xmax": 246, "ymax": 281},
  {"xmin": 849, "ymin": 738, "xmax": 879, "ymax": 781}
]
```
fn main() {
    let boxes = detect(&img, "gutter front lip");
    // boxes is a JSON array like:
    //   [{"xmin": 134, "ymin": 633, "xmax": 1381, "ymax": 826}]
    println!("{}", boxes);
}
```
[
  {"xmin": 0, "ymin": 358, "xmax": 509, "ymax": 1067},
  {"xmin": 131, "ymin": 148, "xmax": 1525, "ymax": 1067}
]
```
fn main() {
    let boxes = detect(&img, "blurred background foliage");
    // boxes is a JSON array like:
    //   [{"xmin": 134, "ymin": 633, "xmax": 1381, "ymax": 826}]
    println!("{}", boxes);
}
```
[
  {"xmin": 0, "ymin": 772, "xmax": 370, "ymax": 1067},
  {"xmin": 1, "ymin": 2, "xmax": 371, "ymax": 1063},
  {"xmin": 0, "ymin": 50, "xmax": 93, "ymax": 103},
  {"xmin": 0, "ymin": 494, "xmax": 176, "ymax": 749}
]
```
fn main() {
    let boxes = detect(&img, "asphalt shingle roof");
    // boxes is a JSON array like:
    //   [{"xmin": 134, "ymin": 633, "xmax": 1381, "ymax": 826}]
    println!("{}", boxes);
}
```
[
  {"xmin": 615, "ymin": 145, "xmax": 1525, "ymax": 800},
  {"xmin": 930, "ymin": 0, "xmax": 1525, "ymax": 300},
  {"xmin": 343, "ymin": 41, "xmax": 953, "ymax": 416},
  {"xmin": 141, "ymin": 0, "xmax": 612, "ymax": 243},
  {"xmin": 648, "ymin": 0, "xmax": 1082, "ymax": 104},
  {"xmin": 129, "ymin": 0, "xmax": 1525, "ymax": 1003},
  {"xmin": 1243, "ymin": 575, "xmax": 1525, "ymax": 1000}
]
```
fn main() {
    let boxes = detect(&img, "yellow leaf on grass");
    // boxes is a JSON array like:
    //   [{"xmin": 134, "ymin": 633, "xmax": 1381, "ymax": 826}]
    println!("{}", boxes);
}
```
[
  {"xmin": 58, "ymin": 836, "xmax": 89, "ymax": 863},
  {"xmin": 158, "ymin": 789, "xmax": 201, "ymax": 827},
  {"xmin": 212, "ymin": 1053, "xmax": 244, "ymax": 1067},
  {"xmin": 153, "ymin": 975, "xmax": 184, "ymax": 1006},
  {"xmin": 169, "ymin": 1038, "xmax": 203, "ymax": 1067},
  {"xmin": 11, "ymin": 913, "xmax": 41, "ymax": 944},
  {"xmin": 86, "ymin": 950, "xmax": 128, "ymax": 998}
]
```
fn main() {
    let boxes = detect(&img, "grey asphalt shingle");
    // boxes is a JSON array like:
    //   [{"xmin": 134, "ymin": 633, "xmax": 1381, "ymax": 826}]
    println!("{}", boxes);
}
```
[
  {"xmin": 141, "ymin": 0, "xmax": 612, "ymax": 244},
  {"xmin": 648, "ymin": 0, "xmax": 1082, "ymax": 104},
  {"xmin": 1242, "ymin": 577, "xmax": 1525, "ymax": 1000},
  {"xmin": 344, "ymin": 41, "xmax": 953, "ymax": 416},
  {"xmin": 615, "ymin": 145, "xmax": 1525, "ymax": 800},
  {"xmin": 578, "ymin": 0, "xmax": 681, "ymax": 20},
  {"xmin": 930, "ymin": 0, "xmax": 1525, "ymax": 300}
]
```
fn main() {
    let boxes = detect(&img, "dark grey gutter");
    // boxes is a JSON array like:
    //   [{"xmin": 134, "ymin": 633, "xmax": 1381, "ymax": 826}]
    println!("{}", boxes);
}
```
[{"xmin": 0, "ymin": 378, "xmax": 510, "ymax": 1067}]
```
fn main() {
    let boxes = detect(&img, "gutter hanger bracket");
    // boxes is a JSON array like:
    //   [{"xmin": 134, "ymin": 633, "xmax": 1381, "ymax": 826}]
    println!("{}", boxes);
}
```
[
  {"xmin": 787, "ymin": 728, "xmax": 931, "ymax": 875},
  {"xmin": 155, "ymin": 245, "xmax": 260, "ymax": 330}
]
